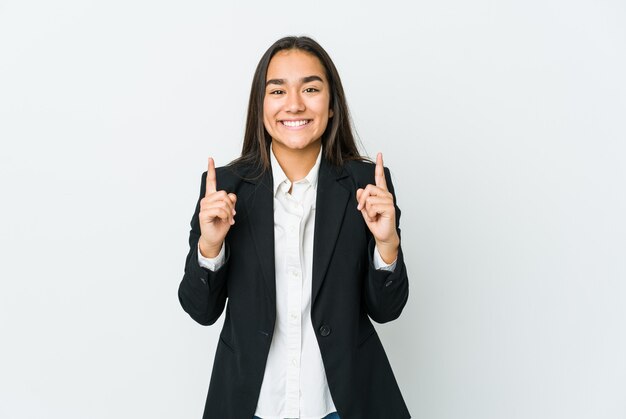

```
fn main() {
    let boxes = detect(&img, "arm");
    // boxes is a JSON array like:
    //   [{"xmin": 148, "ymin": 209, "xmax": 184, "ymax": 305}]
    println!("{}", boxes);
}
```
[
  {"xmin": 357, "ymin": 155, "xmax": 409, "ymax": 323},
  {"xmin": 178, "ymin": 165, "xmax": 234, "ymax": 326},
  {"xmin": 365, "ymin": 235, "xmax": 409, "ymax": 324}
]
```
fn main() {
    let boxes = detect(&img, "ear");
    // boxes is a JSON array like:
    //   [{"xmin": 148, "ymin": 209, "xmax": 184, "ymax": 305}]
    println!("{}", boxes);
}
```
[{"xmin": 329, "ymin": 108, "xmax": 334, "ymax": 118}]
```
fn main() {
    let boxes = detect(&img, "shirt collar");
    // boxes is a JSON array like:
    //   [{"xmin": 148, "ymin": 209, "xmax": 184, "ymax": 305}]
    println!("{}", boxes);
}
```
[{"xmin": 270, "ymin": 143, "xmax": 322, "ymax": 196}]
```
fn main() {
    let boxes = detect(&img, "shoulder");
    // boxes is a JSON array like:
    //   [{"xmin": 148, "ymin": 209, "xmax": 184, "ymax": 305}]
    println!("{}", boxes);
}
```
[
  {"xmin": 343, "ymin": 159, "xmax": 393, "ymax": 188},
  {"xmin": 344, "ymin": 159, "xmax": 375, "ymax": 175},
  {"xmin": 200, "ymin": 160, "xmax": 259, "ymax": 194}
]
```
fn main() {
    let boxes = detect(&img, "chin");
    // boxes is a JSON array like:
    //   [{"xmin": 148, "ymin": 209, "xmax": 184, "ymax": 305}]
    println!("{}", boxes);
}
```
[{"xmin": 274, "ymin": 138, "xmax": 320, "ymax": 151}]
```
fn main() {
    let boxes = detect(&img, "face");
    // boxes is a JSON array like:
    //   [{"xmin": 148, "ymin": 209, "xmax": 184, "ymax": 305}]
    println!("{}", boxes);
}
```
[{"xmin": 263, "ymin": 49, "xmax": 333, "ymax": 155}]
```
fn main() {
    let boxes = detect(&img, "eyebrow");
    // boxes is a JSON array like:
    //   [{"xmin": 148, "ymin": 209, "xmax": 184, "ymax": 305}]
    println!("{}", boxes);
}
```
[{"xmin": 265, "ymin": 75, "xmax": 324, "ymax": 87}]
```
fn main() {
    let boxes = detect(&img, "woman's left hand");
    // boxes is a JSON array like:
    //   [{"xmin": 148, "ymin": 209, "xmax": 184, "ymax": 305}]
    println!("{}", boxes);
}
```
[{"xmin": 356, "ymin": 152, "xmax": 400, "ymax": 264}]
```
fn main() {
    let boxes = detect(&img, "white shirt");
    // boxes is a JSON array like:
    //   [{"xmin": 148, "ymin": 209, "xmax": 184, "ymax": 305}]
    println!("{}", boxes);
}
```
[{"xmin": 198, "ymin": 145, "xmax": 396, "ymax": 419}]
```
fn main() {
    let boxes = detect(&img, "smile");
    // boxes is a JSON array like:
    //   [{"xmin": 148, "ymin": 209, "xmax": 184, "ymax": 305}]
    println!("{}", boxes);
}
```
[{"xmin": 280, "ymin": 119, "xmax": 311, "ymax": 127}]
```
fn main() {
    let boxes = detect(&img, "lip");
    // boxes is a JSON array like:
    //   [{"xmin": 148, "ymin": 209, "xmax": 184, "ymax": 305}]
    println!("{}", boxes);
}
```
[{"xmin": 279, "ymin": 119, "xmax": 312, "ymax": 130}]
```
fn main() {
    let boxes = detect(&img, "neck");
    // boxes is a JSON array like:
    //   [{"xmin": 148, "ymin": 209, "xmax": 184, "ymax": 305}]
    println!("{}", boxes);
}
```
[{"xmin": 272, "ymin": 141, "xmax": 321, "ymax": 182}]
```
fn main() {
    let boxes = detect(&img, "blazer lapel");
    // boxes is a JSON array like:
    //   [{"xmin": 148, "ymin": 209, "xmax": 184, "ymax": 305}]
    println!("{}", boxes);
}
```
[
  {"xmin": 240, "ymin": 168, "xmax": 276, "ymax": 309},
  {"xmin": 311, "ymin": 158, "xmax": 351, "ymax": 308}
]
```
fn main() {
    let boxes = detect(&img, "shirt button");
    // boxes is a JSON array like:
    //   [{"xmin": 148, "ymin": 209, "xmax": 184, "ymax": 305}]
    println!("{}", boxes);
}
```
[
  {"xmin": 291, "ymin": 358, "xmax": 298, "ymax": 367},
  {"xmin": 319, "ymin": 325, "xmax": 331, "ymax": 337}
]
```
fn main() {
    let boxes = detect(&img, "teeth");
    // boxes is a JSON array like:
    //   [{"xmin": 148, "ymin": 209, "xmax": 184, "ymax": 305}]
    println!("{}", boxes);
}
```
[{"xmin": 282, "ymin": 120, "xmax": 309, "ymax": 127}]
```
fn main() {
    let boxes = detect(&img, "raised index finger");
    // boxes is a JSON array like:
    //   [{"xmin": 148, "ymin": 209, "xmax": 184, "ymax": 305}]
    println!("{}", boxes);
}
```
[
  {"xmin": 375, "ymin": 152, "xmax": 388, "ymax": 190},
  {"xmin": 206, "ymin": 157, "xmax": 217, "ymax": 196}
]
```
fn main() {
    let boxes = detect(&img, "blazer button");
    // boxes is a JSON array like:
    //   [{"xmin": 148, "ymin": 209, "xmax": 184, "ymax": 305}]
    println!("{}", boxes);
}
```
[{"xmin": 319, "ymin": 325, "xmax": 331, "ymax": 337}]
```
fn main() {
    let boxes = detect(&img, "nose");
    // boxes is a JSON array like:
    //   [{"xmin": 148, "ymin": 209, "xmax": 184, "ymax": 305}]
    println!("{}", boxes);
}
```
[{"xmin": 285, "ymin": 91, "xmax": 305, "ymax": 113}]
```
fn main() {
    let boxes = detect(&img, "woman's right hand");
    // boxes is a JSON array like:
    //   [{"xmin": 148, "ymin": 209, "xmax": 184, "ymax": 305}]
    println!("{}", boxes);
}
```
[{"xmin": 198, "ymin": 157, "xmax": 237, "ymax": 258}]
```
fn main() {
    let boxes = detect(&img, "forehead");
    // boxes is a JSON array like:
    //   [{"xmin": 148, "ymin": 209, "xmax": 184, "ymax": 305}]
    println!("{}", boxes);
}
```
[{"xmin": 266, "ymin": 49, "xmax": 327, "ymax": 81}]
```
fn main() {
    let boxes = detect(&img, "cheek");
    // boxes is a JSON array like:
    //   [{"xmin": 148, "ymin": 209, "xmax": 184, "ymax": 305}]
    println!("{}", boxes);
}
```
[
  {"xmin": 262, "ymin": 101, "xmax": 273, "ymax": 127},
  {"xmin": 315, "ymin": 103, "xmax": 331, "ymax": 125},
  {"xmin": 314, "ymin": 95, "xmax": 332, "ymax": 120},
  {"xmin": 262, "ymin": 99, "xmax": 269, "ymax": 120},
  {"xmin": 263, "ymin": 97, "xmax": 283, "ymax": 116}
]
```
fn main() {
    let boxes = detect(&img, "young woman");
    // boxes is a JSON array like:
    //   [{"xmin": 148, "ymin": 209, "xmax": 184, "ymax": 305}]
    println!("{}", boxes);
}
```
[{"xmin": 179, "ymin": 36, "xmax": 410, "ymax": 419}]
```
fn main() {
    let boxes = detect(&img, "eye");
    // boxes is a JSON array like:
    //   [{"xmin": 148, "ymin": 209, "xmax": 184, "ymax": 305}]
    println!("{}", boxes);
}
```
[
  {"xmin": 269, "ymin": 89, "xmax": 285, "ymax": 95},
  {"xmin": 304, "ymin": 87, "xmax": 319, "ymax": 93}
]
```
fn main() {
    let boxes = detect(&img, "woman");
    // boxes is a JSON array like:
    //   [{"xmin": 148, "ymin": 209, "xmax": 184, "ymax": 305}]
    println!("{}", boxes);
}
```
[{"xmin": 179, "ymin": 36, "xmax": 410, "ymax": 419}]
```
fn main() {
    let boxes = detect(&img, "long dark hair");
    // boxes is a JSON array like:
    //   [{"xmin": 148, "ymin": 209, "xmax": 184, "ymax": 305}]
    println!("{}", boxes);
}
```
[{"xmin": 231, "ymin": 36, "xmax": 367, "ymax": 173}]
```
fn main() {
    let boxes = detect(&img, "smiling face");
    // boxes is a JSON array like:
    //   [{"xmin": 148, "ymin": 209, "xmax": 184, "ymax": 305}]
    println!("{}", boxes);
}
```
[{"xmin": 263, "ymin": 49, "xmax": 334, "ymax": 158}]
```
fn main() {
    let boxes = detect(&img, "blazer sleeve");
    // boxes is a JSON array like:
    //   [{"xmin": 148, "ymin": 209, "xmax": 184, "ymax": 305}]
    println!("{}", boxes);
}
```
[
  {"xmin": 178, "ymin": 171, "xmax": 230, "ymax": 326},
  {"xmin": 363, "ymin": 167, "xmax": 409, "ymax": 324}
]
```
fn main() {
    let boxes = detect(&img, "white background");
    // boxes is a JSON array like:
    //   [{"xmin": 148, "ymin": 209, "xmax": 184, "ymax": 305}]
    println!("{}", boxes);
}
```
[{"xmin": 1, "ymin": 0, "xmax": 625, "ymax": 418}]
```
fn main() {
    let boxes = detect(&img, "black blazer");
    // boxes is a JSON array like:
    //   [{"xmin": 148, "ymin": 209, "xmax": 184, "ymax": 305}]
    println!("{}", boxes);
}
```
[{"xmin": 179, "ymin": 156, "xmax": 411, "ymax": 419}]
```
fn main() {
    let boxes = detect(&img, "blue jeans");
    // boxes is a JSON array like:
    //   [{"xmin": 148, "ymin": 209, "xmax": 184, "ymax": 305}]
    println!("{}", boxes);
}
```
[{"xmin": 254, "ymin": 413, "xmax": 340, "ymax": 419}]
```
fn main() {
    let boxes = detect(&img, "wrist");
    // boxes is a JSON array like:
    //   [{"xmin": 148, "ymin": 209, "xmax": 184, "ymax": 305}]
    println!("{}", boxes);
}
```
[
  {"xmin": 375, "ymin": 235, "xmax": 400, "ymax": 264},
  {"xmin": 199, "ymin": 239, "xmax": 223, "ymax": 259}
]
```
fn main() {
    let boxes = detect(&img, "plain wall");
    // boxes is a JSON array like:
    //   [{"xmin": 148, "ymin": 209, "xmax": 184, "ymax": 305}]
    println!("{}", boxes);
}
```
[{"xmin": 1, "ymin": 0, "xmax": 625, "ymax": 418}]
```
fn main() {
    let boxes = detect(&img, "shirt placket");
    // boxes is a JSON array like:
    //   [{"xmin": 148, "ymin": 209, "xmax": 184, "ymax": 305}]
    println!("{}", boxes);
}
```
[{"xmin": 284, "ymin": 185, "xmax": 305, "ymax": 417}]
